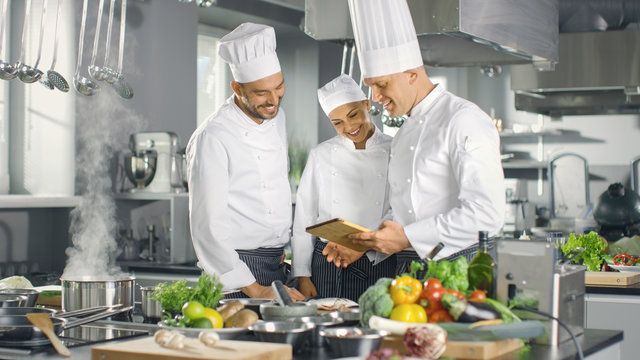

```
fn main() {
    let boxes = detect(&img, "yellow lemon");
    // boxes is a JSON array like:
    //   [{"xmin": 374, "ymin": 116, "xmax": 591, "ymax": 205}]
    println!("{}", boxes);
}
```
[{"xmin": 203, "ymin": 307, "xmax": 224, "ymax": 328}]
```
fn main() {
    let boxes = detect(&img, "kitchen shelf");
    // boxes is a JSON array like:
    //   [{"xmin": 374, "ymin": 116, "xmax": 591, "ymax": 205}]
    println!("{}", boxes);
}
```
[
  {"xmin": 0, "ymin": 195, "xmax": 81, "ymax": 208},
  {"xmin": 114, "ymin": 192, "xmax": 189, "ymax": 200},
  {"xmin": 502, "ymin": 160, "xmax": 547, "ymax": 169},
  {"xmin": 499, "ymin": 129, "xmax": 604, "ymax": 145}
]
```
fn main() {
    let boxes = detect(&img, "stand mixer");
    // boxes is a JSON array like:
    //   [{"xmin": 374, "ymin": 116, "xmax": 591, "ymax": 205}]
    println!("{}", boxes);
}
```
[{"xmin": 126, "ymin": 132, "xmax": 180, "ymax": 193}]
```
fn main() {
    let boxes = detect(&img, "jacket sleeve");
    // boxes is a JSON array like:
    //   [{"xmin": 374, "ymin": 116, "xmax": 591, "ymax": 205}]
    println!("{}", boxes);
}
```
[
  {"xmin": 187, "ymin": 129, "xmax": 256, "ymax": 290},
  {"xmin": 404, "ymin": 108, "xmax": 506, "ymax": 259},
  {"xmin": 290, "ymin": 149, "xmax": 320, "ymax": 277}
]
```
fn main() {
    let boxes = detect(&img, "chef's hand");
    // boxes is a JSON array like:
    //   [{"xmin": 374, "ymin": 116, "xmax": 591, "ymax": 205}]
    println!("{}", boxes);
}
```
[
  {"xmin": 322, "ymin": 243, "xmax": 364, "ymax": 268},
  {"xmin": 298, "ymin": 277, "xmax": 317, "ymax": 298},
  {"xmin": 241, "ymin": 282, "xmax": 306, "ymax": 301},
  {"xmin": 348, "ymin": 220, "xmax": 411, "ymax": 254}
]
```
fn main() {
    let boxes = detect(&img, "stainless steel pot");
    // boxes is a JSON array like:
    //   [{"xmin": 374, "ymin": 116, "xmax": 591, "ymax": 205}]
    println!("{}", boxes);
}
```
[
  {"xmin": 60, "ymin": 275, "xmax": 135, "ymax": 320},
  {"xmin": 140, "ymin": 286, "xmax": 162, "ymax": 321}
]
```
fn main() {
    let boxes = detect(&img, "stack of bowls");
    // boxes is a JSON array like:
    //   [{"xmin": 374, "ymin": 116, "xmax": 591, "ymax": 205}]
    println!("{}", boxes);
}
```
[
  {"xmin": 249, "ymin": 321, "xmax": 315, "ymax": 351},
  {"xmin": 259, "ymin": 302, "xmax": 317, "ymax": 321},
  {"xmin": 289, "ymin": 315, "xmax": 344, "ymax": 347},
  {"xmin": 0, "ymin": 294, "xmax": 28, "ymax": 308},
  {"xmin": 321, "ymin": 327, "xmax": 388, "ymax": 357}
]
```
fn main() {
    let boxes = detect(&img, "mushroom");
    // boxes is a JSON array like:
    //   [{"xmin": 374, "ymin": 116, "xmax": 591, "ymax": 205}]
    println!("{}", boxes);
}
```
[
  {"xmin": 199, "ymin": 331, "xmax": 220, "ymax": 347},
  {"xmin": 154, "ymin": 330, "xmax": 185, "ymax": 350}
]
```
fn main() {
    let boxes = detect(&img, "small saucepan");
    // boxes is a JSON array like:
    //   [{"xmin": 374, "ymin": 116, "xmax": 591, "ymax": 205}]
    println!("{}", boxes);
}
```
[
  {"xmin": 0, "ymin": 294, "xmax": 28, "ymax": 308},
  {"xmin": 0, "ymin": 306, "xmax": 132, "ymax": 342}
]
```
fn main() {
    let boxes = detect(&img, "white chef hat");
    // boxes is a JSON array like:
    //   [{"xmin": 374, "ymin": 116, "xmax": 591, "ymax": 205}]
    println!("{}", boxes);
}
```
[
  {"xmin": 317, "ymin": 74, "xmax": 367, "ymax": 117},
  {"xmin": 217, "ymin": 23, "xmax": 281, "ymax": 83},
  {"xmin": 347, "ymin": 0, "xmax": 423, "ymax": 78}
]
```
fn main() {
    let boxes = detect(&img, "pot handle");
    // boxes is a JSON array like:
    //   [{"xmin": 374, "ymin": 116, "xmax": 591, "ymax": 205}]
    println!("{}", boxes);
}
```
[
  {"xmin": 63, "ymin": 305, "xmax": 133, "ymax": 329},
  {"xmin": 54, "ymin": 304, "xmax": 122, "ymax": 318}
]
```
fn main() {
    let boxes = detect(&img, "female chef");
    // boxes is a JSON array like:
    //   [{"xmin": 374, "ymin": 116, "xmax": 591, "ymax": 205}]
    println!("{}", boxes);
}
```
[{"xmin": 290, "ymin": 74, "xmax": 396, "ymax": 301}]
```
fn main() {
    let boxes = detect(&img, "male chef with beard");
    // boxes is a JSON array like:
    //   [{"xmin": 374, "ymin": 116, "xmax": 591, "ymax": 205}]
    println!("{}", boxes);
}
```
[
  {"xmin": 186, "ymin": 23, "xmax": 304, "ymax": 300},
  {"xmin": 344, "ymin": 0, "xmax": 505, "ymax": 275}
]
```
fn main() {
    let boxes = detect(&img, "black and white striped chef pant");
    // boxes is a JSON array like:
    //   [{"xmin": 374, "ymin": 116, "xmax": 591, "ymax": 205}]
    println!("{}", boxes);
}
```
[
  {"xmin": 223, "ymin": 247, "xmax": 288, "ymax": 299},
  {"xmin": 310, "ymin": 240, "xmax": 397, "ymax": 302}
]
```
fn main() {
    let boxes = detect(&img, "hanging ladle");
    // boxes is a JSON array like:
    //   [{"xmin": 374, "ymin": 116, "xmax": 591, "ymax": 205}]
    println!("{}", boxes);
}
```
[
  {"xmin": 0, "ymin": 0, "xmax": 17, "ymax": 80},
  {"xmin": 36, "ymin": 0, "xmax": 54, "ymax": 89},
  {"xmin": 45, "ymin": 0, "xmax": 69, "ymax": 92},
  {"xmin": 73, "ymin": 0, "xmax": 99, "ymax": 96},
  {"xmin": 94, "ymin": 0, "xmax": 116, "ymax": 82},
  {"xmin": 109, "ymin": 0, "xmax": 132, "ymax": 99},
  {"xmin": 88, "ymin": 0, "xmax": 105, "ymax": 81},
  {"xmin": 16, "ymin": 0, "xmax": 43, "ymax": 84}
]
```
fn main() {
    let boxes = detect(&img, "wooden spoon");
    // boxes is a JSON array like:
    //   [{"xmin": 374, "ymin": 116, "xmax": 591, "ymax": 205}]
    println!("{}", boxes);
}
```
[{"xmin": 26, "ymin": 313, "xmax": 71, "ymax": 357}]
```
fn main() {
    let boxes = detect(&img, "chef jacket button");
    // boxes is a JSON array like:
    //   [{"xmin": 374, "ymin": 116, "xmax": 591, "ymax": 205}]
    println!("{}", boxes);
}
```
[
  {"xmin": 245, "ymin": 132, "xmax": 249, "ymax": 136},
  {"xmin": 332, "ymin": 147, "xmax": 337, "ymax": 151},
  {"xmin": 408, "ymin": 209, "xmax": 413, "ymax": 214},
  {"xmin": 377, "ymin": 173, "xmax": 383, "ymax": 177},
  {"xmin": 333, "ymin": 199, "xmax": 339, "ymax": 204},
  {"xmin": 375, "ymin": 201, "xmax": 380, "ymax": 205},
  {"xmin": 257, "ymin": 155, "xmax": 261, "ymax": 160},
  {"xmin": 410, "ymin": 146, "xmax": 415, "ymax": 151},
  {"xmin": 276, "ymin": 234, "xmax": 281, "ymax": 239},
  {"xmin": 389, "ymin": 153, "xmax": 393, "ymax": 158},
  {"xmin": 407, "ymin": 178, "xmax": 412, "ymax": 183},
  {"xmin": 267, "ymin": 209, "xmax": 272, "ymax": 214},
  {"xmin": 419, "ymin": 120, "xmax": 424, "ymax": 124},
  {"xmin": 331, "ymin": 171, "xmax": 337, "ymax": 176}
]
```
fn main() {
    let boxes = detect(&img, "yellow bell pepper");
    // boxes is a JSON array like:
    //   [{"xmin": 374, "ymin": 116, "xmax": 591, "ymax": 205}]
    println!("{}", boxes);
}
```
[
  {"xmin": 389, "ymin": 275, "xmax": 423, "ymax": 305},
  {"xmin": 389, "ymin": 303, "xmax": 428, "ymax": 323}
]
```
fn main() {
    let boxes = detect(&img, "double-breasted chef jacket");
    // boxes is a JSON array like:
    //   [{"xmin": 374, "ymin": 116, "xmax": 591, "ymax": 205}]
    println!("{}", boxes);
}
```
[{"xmin": 186, "ymin": 95, "xmax": 292, "ymax": 291}]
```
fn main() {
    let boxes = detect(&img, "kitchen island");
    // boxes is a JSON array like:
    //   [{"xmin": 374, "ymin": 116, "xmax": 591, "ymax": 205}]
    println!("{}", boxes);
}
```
[{"xmin": 0, "ymin": 325, "xmax": 622, "ymax": 359}]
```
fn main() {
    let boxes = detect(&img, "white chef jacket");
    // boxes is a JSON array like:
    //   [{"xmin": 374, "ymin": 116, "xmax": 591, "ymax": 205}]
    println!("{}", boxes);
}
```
[
  {"xmin": 291, "ymin": 127, "xmax": 392, "ymax": 277},
  {"xmin": 389, "ymin": 84, "xmax": 505, "ymax": 260},
  {"xmin": 186, "ymin": 95, "xmax": 292, "ymax": 291}
]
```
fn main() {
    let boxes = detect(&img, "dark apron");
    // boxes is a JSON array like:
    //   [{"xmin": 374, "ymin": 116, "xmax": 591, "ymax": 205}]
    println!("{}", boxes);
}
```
[
  {"xmin": 395, "ymin": 241, "xmax": 495, "ymax": 278},
  {"xmin": 311, "ymin": 239, "xmax": 397, "ymax": 302},
  {"xmin": 224, "ymin": 247, "xmax": 288, "ymax": 299}
]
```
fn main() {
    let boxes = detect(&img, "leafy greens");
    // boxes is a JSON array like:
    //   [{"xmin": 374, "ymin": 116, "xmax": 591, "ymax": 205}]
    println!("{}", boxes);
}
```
[
  {"xmin": 561, "ymin": 231, "xmax": 606, "ymax": 271},
  {"xmin": 151, "ymin": 272, "xmax": 224, "ymax": 311}
]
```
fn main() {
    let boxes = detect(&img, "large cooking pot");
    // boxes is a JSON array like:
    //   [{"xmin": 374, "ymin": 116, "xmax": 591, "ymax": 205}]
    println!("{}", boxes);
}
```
[
  {"xmin": 593, "ymin": 183, "xmax": 640, "ymax": 241},
  {"xmin": 61, "ymin": 275, "xmax": 135, "ymax": 320}
]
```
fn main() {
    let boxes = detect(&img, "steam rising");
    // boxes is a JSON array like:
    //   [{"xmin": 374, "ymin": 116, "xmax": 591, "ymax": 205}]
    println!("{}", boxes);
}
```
[{"xmin": 62, "ymin": 89, "xmax": 145, "ymax": 279}]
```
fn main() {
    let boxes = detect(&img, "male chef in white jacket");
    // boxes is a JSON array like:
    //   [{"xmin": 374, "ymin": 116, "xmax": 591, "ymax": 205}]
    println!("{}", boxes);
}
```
[
  {"xmin": 186, "ymin": 23, "xmax": 304, "ymax": 300},
  {"xmin": 345, "ymin": 0, "xmax": 506, "ymax": 274}
]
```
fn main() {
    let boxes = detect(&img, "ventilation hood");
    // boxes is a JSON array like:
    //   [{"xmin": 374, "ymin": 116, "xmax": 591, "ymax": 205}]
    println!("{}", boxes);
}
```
[{"xmin": 304, "ymin": 0, "xmax": 559, "ymax": 70}]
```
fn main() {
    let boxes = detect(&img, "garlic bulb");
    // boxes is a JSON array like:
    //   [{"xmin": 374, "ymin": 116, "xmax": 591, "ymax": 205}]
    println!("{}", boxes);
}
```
[{"xmin": 154, "ymin": 330, "xmax": 186, "ymax": 350}]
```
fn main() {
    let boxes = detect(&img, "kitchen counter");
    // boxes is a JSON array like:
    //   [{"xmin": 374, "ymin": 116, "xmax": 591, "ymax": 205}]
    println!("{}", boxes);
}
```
[
  {"xmin": 586, "ymin": 282, "xmax": 640, "ymax": 295},
  {"xmin": 1, "ymin": 327, "xmax": 622, "ymax": 359}
]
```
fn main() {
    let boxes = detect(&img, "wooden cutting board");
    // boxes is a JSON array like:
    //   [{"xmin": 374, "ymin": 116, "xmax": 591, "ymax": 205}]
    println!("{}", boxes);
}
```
[
  {"xmin": 585, "ymin": 271, "xmax": 640, "ymax": 285},
  {"xmin": 91, "ymin": 336, "xmax": 292, "ymax": 360},
  {"xmin": 381, "ymin": 336, "xmax": 523, "ymax": 359},
  {"xmin": 305, "ymin": 218, "xmax": 372, "ymax": 252}
]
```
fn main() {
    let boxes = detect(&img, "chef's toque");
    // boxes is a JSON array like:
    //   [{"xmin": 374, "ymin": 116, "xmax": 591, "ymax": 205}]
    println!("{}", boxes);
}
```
[
  {"xmin": 317, "ymin": 74, "xmax": 367, "ymax": 117},
  {"xmin": 218, "ymin": 22, "xmax": 281, "ymax": 83},
  {"xmin": 347, "ymin": 0, "xmax": 423, "ymax": 78}
]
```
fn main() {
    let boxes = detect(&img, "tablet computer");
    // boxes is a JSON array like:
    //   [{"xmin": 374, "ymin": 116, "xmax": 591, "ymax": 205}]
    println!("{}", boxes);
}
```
[{"xmin": 305, "ymin": 218, "xmax": 372, "ymax": 252}]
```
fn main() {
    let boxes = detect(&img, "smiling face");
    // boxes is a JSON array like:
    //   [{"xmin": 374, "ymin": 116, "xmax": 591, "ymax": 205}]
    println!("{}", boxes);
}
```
[
  {"xmin": 232, "ymin": 72, "xmax": 285, "ymax": 124},
  {"xmin": 329, "ymin": 99, "xmax": 374, "ymax": 149},
  {"xmin": 364, "ymin": 71, "xmax": 416, "ymax": 118}
]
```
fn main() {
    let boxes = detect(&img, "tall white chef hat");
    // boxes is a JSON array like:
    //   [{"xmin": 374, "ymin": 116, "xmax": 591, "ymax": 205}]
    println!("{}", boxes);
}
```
[
  {"xmin": 218, "ymin": 23, "xmax": 281, "ymax": 83},
  {"xmin": 347, "ymin": 0, "xmax": 423, "ymax": 78},
  {"xmin": 317, "ymin": 74, "xmax": 367, "ymax": 117}
]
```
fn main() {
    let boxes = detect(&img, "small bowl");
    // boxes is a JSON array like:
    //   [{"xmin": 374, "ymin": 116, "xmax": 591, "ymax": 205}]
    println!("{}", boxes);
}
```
[
  {"xmin": 260, "ymin": 302, "xmax": 318, "ymax": 321},
  {"xmin": 327, "ymin": 308, "xmax": 361, "ymax": 326},
  {"xmin": 0, "ymin": 294, "xmax": 29, "ymax": 308},
  {"xmin": 219, "ymin": 298, "xmax": 275, "ymax": 318},
  {"xmin": 249, "ymin": 320, "xmax": 314, "ymax": 351},
  {"xmin": 321, "ymin": 326, "xmax": 387, "ymax": 358},
  {"xmin": 0, "ymin": 289, "xmax": 39, "ymax": 307},
  {"xmin": 289, "ymin": 315, "xmax": 344, "ymax": 347}
]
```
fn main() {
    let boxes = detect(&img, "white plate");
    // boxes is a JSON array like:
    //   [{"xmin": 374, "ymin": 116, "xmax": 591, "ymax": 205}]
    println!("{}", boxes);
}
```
[
  {"xmin": 306, "ymin": 297, "xmax": 358, "ymax": 308},
  {"xmin": 157, "ymin": 320, "xmax": 248, "ymax": 339},
  {"xmin": 609, "ymin": 265, "xmax": 640, "ymax": 273}
]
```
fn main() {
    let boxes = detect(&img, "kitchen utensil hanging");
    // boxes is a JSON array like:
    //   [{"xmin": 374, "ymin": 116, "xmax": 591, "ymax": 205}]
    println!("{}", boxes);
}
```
[
  {"xmin": 36, "ymin": 0, "xmax": 54, "ymax": 89},
  {"xmin": 111, "ymin": 0, "xmax": 133, "ymax": 99},
  {"xmin": 16, "ymin": 0, "xmax": 42, "ymax": 83},
  {"xmin": 88, "ymin": 0, "xmax": 105, "ymax": 81},
  {"xmin": 95, "ymin": 0, "xmax": 116, "ymax": 82},
  {"xmin": 0, "ymin": 0, "xmax": 17, "ymax": 80},
  {"xmin": 73, "ymin": 0, "xmax": 99, "ymax": 96},
  {"xmin": 45, "ymin": 0, "xmax": 69, "ymax": 92}
]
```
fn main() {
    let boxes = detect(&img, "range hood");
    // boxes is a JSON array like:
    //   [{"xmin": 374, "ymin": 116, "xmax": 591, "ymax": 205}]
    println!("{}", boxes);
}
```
[
  {"xmin": 511, "ymin": 30, "xmax": 640, "ymax": 116},
  {"xmin": 304, "ymin": 0, "xmax": 559, "ymax": 70}
]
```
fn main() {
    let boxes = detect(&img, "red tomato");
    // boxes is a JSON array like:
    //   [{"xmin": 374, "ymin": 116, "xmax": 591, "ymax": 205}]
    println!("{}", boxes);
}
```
[
  {"xmin": 423, "ymin": 278, "xmax": 443, "ymax": 291},
  {"xmin": 418, "ymin": 287, "xmax": 446, "ymax": 315},
  {"xmin": 469, "ymin": 290, "xmax": 487, "ymax": 303},
  {"xmin": 446, "ymin": 288, "xmax": 466, "ymax": 300},
  {"xmin": 429, "ymin": 309, "xmax": 454, "ymax": 323}
]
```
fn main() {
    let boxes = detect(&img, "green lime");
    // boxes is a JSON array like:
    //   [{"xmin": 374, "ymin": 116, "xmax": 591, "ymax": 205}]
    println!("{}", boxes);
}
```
[
  {"xmin": 182, "ymin": 301, "xmax": 205, "ymax": 320},
  {"xmin": 191, "ymin": 317, "xmax": 213, "ymax": 328}
]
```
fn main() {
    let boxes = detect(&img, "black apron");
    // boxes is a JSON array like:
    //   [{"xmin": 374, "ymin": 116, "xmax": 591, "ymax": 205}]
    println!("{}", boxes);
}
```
[{"xmin": 224, "ymin": 247, "xmax": 288, "ymax": 299}]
